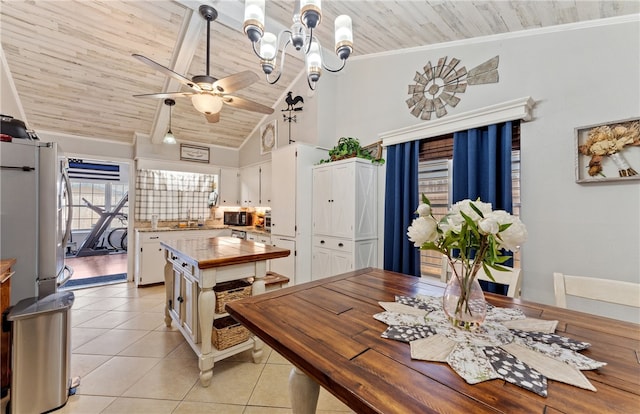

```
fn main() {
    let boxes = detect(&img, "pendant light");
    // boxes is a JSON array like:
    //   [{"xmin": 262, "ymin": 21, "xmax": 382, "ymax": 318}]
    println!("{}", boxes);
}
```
[{"xmin": 163, "ymin": 98, "xmax": 177, "ymax": 144}]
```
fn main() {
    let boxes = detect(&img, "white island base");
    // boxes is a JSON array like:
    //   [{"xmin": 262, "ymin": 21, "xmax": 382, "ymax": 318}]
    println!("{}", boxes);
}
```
[{"xmin": 161, "ymin": 237, "xmax": 290, "ymax": 387}]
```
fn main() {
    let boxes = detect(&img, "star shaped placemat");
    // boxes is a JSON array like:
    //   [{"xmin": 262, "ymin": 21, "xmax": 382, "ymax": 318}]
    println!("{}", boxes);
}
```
[{"xmin": 375, "ymin": 295, "xmax": 606, "ymax": 397}]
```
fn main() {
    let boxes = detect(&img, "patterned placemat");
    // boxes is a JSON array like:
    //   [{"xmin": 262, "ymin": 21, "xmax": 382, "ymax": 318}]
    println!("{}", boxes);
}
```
[{"xmin": 374, "ymin": 295, "xmax": 606, "ymax": 397}]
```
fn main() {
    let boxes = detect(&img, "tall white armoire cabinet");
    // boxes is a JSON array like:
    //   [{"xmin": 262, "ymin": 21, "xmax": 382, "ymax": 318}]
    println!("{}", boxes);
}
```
[
  {"xmin": 311, "ymin": 158, "xmax": 378, "ymax": 280},
  {"xmin": 271, "ymin": 143, "xmax": 326, "ymax": 286}
]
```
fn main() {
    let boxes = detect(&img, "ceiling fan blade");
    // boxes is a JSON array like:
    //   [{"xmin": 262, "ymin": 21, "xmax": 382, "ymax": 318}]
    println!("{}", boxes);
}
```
[
  {"xmin": 205, "ymin": 112, "xmax": 220, "ymax": 123},
  {"xmin": 223, "ymin": 95, "xmax": 274, "ymax": 115},
  {"xmin": 213, "ymin": 71, "xmax": 259, "ymax": 94},
  {"xmin": 133, "ymin": 92, "xmax": 195, "ymax": 99},
  {"xmin": 132, "ymin": 53, "xmax": 201, "ymax": 92}
]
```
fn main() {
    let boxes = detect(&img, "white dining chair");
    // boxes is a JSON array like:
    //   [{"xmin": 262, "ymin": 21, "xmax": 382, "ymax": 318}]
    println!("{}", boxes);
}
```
[
  {"xmin": 441, "ymin": 257, "xmax": 523, "ymax": 298},
  {"xmin": 553, "ymin": 272, "xmax": 640, "ymax": 309}
]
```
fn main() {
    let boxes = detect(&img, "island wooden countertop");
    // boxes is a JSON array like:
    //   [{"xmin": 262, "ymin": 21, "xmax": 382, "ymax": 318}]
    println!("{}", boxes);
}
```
[{"xmin": 160, "ymin": 236, "xmax": 290, "ymax": 270}]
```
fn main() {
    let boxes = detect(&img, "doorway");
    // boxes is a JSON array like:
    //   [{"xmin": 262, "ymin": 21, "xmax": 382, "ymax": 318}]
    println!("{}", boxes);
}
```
[{"xmin": 63, "ymin": 158, "xmax": 129, "ymax": 289}]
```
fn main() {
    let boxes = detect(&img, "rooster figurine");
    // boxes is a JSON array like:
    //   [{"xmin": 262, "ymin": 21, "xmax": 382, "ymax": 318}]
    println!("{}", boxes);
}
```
[{"xmin": 285, "ymin": 92, "xmax": 304, "ymax": 111}]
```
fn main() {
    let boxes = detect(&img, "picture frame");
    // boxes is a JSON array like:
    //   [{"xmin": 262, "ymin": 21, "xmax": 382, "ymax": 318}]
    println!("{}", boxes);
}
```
[
  {"xmin": 575, "ymin": 117, "xmax": 640, "ymax": 183},
  {"xmin": 180, "ymin": 144, "xmax": 210, "ymax": 163},
  {"xmin": 260, "ymin": 120, "xmax": 277, "ymax": 155}
]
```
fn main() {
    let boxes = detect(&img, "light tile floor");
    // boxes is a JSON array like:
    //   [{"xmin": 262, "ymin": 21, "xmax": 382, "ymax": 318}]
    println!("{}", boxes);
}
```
[{"xmin": 58, "ymin": 282, "xmax": 352, "ymax": 414}]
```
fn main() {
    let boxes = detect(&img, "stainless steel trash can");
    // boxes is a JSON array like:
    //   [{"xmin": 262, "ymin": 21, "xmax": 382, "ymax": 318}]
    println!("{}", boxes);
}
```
[{"xmin": 7, "ymin": 291, "xmax": 74, "ymax": 414}]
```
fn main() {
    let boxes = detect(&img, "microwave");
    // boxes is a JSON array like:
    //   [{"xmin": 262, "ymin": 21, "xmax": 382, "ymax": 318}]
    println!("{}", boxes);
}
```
[{"xmin": 224, "ymin": 211, "xmax": 252, "ymax": 226}]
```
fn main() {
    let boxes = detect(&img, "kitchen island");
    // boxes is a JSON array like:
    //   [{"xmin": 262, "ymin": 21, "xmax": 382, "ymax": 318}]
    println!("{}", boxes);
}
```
[{"xmin": 161, "ymin": 236, "xmax": 290, "ymax": 386}]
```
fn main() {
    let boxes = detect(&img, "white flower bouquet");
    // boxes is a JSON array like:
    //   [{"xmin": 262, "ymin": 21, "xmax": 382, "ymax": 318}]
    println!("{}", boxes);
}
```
[{"xmin": 407, "ymin": 195, "xmax": 527, "ymax": 327}]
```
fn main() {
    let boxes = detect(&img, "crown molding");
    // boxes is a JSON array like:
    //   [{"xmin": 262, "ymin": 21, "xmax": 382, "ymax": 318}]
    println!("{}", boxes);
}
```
[{"xmin": 380, "ymin": 97, "xmax": 535, "ymax": 146}]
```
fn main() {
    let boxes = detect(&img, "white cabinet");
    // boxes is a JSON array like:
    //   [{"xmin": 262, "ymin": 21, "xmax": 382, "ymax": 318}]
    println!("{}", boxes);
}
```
[
  {"xmin": 311, "ymin": 158, "xmax": 378, "ymax": 281},
  {"xmin": 311, "ymin": 236, "xmax": 377, "ymax": 280},
  {"xmin": 271, "ymin": 145, "xmax": 324, "ymax": 238},
  {"xmin": 312, "ymin": 158, "xmax": 377, "ymax": 239},
  {"xmin": 240, "ymin": 165, "xmax": 260, "ymax": 207},
  {"xmin": 219, "ymin": 168, "xmax": 240, "ymax": 206},
  {"xmin": 246, "ymin": 232, "xmax": 271, "ymax": 244},
  {"xmin": 240, "ymin": 162, "xmax": 271, "ymax": 207},
  {"xmin": 271, "ymin": 143, "xmax": 326, "ymax": 285},
  {"xmin": 270, "ymin": 237, "xmax": 295, "ymax": 285},
  {"xmin": 166, "ymin": 251, "xmax": 200, "ymax": 343},
  {"xmin": 135, "ymin": 231, "xmax": 166, "ymax": 286},
  {"xmin": 260, "ymin": 162, "xmax": 272, "ymax": 207},
  {"xmin": 135, "ymin": 229, "xmax": 231, "ymax": 287},
  {"xmin": 271, "ymin": 146, "xmax": 297, "ymax": 237}
]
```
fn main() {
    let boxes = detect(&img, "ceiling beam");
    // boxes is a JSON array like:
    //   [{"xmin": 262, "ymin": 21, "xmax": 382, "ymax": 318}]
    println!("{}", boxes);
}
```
[{"xmin": 149, "ymin": 2, "xmax": 205, "ymax": 144}]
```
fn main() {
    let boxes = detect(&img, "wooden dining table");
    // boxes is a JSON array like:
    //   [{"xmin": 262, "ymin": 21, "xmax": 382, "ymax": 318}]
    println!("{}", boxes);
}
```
[{"xmin": 226, "ymin": 267, "xmax": 640, "ymax": 414}]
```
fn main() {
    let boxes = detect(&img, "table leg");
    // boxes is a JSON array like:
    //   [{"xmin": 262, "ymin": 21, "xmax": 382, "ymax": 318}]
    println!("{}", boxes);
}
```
[
  {"xmin": 198, "ymin": 287, "xmax": 215, "ymax": 386},
  {"xmin": 252, "ymin": 337, "xmax": 264, "ymax": 363},
  {"xmin": 289, "ymin": 366, "xmax": 319, "ymax": 414}
]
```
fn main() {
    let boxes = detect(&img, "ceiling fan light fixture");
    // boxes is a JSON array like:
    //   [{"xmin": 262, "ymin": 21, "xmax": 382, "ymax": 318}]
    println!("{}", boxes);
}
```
[{"xmin": 191, "ymin": 94, "xmax": 223, "ymax": 114}]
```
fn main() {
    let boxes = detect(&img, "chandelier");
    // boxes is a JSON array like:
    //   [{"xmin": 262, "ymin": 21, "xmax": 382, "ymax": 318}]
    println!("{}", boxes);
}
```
[{"xmin": 242, "ymin": 0, "xmax": 353, "ymax": 89}]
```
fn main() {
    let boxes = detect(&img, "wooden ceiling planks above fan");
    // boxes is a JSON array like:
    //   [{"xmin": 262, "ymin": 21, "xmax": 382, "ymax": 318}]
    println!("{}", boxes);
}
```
[{"xmin": 132, "ymin": 5, "xmax": 274, "ymax": 123}]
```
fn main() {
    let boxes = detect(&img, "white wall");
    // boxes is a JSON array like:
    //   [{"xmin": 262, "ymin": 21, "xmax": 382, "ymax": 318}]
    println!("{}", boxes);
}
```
[
  {"xmin": 238, "ymin": 71, "xmax": 330, "ymax": 166},
  {"xmin": 326, "ymin": 16, "xmax": 640, "ymax": 323}
]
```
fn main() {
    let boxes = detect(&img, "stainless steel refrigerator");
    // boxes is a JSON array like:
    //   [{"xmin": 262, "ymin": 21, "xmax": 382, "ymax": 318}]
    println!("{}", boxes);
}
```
[{"xmin": 1, "ymin": 138, "xmax": 73, "ymax": 303}]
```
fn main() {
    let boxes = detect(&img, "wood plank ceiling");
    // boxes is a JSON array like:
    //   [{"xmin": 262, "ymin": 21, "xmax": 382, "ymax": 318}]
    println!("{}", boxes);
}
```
[{"xmin": 1, "ymin": 1, "xmax": 637, "ymax": 149}]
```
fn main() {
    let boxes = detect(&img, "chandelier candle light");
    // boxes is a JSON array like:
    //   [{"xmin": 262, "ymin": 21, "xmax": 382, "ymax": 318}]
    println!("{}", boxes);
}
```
[
  {"xmin": 243, "ymin": 0, "xmax": 353, "ymax": 89},
  {"xmin": 407, "ymin": 196, "xmax": 527, "ymax": 330}
]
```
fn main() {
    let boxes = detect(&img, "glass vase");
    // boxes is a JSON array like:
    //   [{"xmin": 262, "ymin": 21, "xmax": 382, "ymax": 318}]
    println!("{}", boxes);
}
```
[{"xmin": 442, "ymin": 274, "xmax": 487, "ymax": 330}]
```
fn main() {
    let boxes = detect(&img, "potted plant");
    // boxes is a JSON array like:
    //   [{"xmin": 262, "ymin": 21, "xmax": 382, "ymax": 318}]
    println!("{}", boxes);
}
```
[{"xmin": 319, "ymin": 137, "xmax": 385, "ymax": 164}]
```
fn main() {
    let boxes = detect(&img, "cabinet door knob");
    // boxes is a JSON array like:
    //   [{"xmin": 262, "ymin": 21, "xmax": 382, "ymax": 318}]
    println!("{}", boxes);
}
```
[
  {"xmin": 338, "ymin": 243, "xmax": 344, "ymax": 247},
  {"xmin": 171, "ymin": 255, "xmax": 177, "ymax": 260},
  {"xmin": 320, "ymin": 240, "xmax": 325, "ymax": 244},
  {"xmin": 182, "ymin": 262, "xmax": 188, "ymax": 267},
  {"xmin": 177, "ymin": 296, "xmax": 184, "ymax": 303}
]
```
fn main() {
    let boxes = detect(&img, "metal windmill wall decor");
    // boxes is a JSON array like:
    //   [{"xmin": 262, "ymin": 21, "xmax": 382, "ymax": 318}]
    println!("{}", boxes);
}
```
[
  {"xmin": 282, "ymin": 91, "xmax": 304, "ymax": 144},
  {"xmin": 407, "ymin": 55, "xmax": 500, "ymax": 120}
]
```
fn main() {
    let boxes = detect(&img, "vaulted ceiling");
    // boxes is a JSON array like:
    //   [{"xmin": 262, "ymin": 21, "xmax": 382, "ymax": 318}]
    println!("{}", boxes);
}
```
[{"xmin": 1, "ymin": 1, "xmax": 637, "ymax": 149}]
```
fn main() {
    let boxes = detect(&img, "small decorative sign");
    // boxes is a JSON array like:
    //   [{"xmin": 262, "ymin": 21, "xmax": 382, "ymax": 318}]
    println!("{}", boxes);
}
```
[{"xmin": 180, "ymin": 144, "xmax": 210, "ymax": 163}]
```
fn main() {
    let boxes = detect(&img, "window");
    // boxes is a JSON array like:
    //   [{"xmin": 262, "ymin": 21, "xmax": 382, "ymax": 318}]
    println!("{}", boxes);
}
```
[
  {"xmin": 70, "ymin": 182, "xmax": 129, "ymax": 231},
  {"xmin": 418, "ymin": 123, "xmax": 521, "ymax": 278},
  {"xmin": 134, "ymin": 169, "xmax": 217, "ymax": 221}
]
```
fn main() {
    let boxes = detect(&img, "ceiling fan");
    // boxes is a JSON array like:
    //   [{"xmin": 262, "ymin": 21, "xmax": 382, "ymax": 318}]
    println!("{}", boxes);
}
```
[{"xmin": 132, "ymin": 5, "xmax": 274, "ymax": 123}]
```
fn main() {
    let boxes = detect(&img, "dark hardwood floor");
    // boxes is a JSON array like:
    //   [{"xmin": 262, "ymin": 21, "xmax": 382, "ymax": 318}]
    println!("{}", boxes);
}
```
[{"xmin": 65, "ymin": 253, "xmax": 128, "ymax": 280}]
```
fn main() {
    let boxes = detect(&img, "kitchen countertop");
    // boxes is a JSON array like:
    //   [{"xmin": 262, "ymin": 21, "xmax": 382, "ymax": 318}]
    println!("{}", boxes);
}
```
[
  {"xmin": 136, "ymin": 225, "xmax": 229, "ymax": 232},
  {"xmin": 135, "ymin": 225, "xmax": 272, "ymax": 235},
  {"xmin": 228, "ymin": 226, "xmax": 272, "ymax": 236}
]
